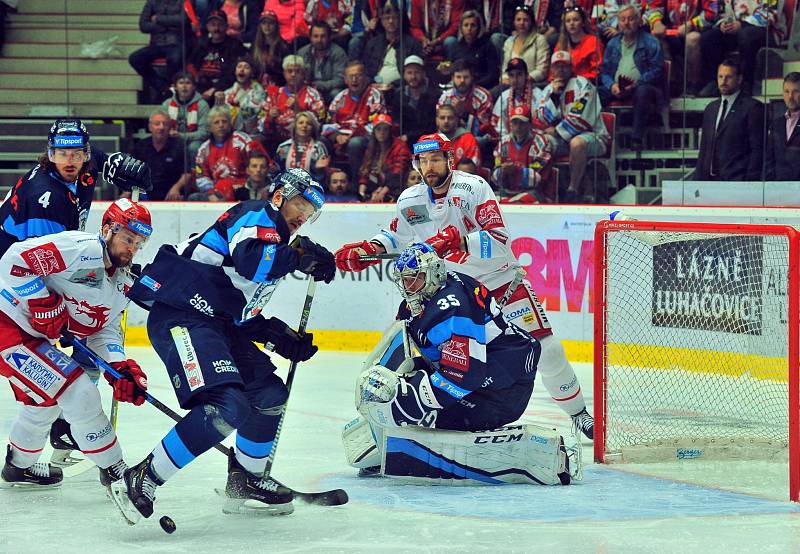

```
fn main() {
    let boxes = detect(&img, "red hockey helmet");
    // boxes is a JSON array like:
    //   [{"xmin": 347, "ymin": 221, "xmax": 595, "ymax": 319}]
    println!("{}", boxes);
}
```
[
  {"xmin": 102, "ymin": 198, "xmax": 153, "ymax": 241},
  {"xmin": 412, "ymin": 133, "xmax": 454, "ymax": 177}
]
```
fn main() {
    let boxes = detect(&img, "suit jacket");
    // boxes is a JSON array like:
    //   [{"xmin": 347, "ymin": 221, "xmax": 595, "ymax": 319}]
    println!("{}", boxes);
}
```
[
  {"xmin": 695, "ymin": 94, "xmax": 764, "ymax": 181},
  {"xmin": 765, "ymin": 112, "xmax": 800, "ymax": 180}
]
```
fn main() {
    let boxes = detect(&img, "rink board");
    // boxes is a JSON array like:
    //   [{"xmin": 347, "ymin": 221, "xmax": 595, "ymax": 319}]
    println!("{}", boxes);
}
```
[{"xmin": 92, "ymin": 203, "xmax": 800, "ymax": 364}]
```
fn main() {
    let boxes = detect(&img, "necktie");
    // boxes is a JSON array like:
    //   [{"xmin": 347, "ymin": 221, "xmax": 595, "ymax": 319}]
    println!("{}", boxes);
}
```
[{"xmin": 717, "ymin": 98, "xmax": 729, "ymax": 130}]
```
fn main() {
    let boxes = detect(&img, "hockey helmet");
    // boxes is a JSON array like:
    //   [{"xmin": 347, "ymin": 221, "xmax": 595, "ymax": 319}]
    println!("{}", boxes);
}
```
[
  {"xmin": 273, "ymin": 168, "xmax": 326, "ymax": 224},
  {"xmin": 393, "ymin": 242, "xmax": 447, "ymax": 316},
  {"xmin": 412, "ymin": 133, "xmax": 454, "ymax": 176},
  {"xmin": 47, "ymin": 119, "xmax": 91, "ymax": 160},
  {"xmin": 102, "ymin": 198, "xmax": 153, "ymax": 247}
]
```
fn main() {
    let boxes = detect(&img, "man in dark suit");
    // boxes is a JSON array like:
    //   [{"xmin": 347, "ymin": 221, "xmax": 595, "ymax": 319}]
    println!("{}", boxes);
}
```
[
  {"xmin": 694, "ymin": 58, "xmax": 764, "ymax": 181},
  {"xmin": 765, "ymin": 72, "xmax": 800, "ymax": 181}
]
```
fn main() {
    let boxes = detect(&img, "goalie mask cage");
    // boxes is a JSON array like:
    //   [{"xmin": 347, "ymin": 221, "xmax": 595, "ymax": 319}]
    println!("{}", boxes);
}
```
[{"xmin": 593, "ymin": 220, "xmax": 800, "ymax": 501}]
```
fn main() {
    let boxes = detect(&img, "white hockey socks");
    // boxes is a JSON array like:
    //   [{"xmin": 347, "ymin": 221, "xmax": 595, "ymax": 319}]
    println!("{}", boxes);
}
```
[
  {"xmin": 537, "ymin": 334, "xmax": 586, "ymax": 416},
  {"xmin": 58, "ymin": 373, "xmax": 122, "ymax": 469},
  {"xmin": 8, "ymin": 405, "xmax": 62, "ymax": 468}
]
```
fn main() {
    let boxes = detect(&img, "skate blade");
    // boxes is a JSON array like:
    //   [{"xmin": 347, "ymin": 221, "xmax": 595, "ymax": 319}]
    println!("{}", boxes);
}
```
[
  {"xmin": 214, "ymin": 488, "xmax": 294, "ymax": 516},
  {"xmin": 0, "ymin": 479, "xmax": 62, "ymax": 490},
  {"xmin": 50, "ymin": 450, "xmax": 86, "ymax": 469},
  {"xmin": 106, "ymin": 484, "xmax": 142, "ymax": 526}
]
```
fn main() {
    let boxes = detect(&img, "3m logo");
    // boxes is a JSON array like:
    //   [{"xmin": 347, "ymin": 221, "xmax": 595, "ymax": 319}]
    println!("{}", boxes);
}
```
[
  {"xmin": 475, "ymin": 200, "xmax": 503, "ymax": 230},
  {"xmin": 21, "ymin": 243, "xmax": 66, "ymax": 277}
]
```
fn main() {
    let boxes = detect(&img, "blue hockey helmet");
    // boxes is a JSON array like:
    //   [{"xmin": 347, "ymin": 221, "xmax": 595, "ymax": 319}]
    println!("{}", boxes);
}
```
[
  {"xmin": 393, "ymin": 242, "xmax": 447, "ymax": 316},
  {"xmin": 48, "ymin": 119, "xmax": 90, "ymax": 152},
  {"xmin": 273, "ymin": 168, "xmax": 325, "ymax": 224}
]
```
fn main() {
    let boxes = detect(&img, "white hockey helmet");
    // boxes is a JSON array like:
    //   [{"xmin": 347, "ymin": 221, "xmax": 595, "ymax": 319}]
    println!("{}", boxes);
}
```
[{"xmin": 393, "ymin": 242, "xmax": 447, "ymax": 316}]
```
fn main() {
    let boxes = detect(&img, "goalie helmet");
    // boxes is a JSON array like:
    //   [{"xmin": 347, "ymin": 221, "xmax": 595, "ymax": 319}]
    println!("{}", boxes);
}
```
[
  {"xmin": 273, "ymin": 168, "xmax": 326, "ymax": 224},
  {"xmin": 47, "ymin": 118, "xmax": 91, "ymax": 159},
  {"xmin": 102, "ymin": 198, "xmax": 153, "ymax": 241},
  {"xmin": 393, "ymin": 243, "xmax": 447, "ymax": 316}
]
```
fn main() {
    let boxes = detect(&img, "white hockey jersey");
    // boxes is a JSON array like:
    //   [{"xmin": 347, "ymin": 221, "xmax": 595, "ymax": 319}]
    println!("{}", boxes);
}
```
[
  {"xmin": 370, "ymin": 171, "xmax": 520, "ymax": 291},
  {"xmin": 0, "ymin": 231, "xmax": 133, "ymax": 363}
]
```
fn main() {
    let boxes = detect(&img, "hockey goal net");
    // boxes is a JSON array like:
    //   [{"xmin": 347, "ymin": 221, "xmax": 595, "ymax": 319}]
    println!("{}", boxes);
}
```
[{"xmin": 593, "ymin": 220, "xmax": 800, "ymax": 501}]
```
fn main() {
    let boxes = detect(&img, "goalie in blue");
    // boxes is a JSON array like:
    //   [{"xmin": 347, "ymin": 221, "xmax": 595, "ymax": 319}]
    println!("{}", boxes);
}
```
[{"xmin": 349, "ymin": 243, "xmax": 579, "ymax": 485}]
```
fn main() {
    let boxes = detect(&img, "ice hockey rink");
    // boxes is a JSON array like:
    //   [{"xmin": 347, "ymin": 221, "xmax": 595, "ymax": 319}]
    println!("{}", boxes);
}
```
[{"xmin": 2, "ymin": 348, "xmax": 800, "ymax": 554}]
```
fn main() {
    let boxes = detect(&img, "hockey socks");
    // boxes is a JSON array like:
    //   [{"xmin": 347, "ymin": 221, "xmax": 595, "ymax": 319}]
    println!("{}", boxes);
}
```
[
  {"xmin": 234, "ymin": 404, "xmax": 282, "ymax": 476},
  {"xmin": 150, "ymin": 404, "xmax": 229, "ymax": 483},
  {"xmin": 537, "ymin": 335, "xmax": 587, "ymax": 416}
]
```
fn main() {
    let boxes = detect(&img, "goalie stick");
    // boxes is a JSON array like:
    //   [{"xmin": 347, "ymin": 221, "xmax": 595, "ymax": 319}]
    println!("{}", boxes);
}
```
[{"xmin": 62, "ymin": 332, "xmax": 348, "ymax": 507}]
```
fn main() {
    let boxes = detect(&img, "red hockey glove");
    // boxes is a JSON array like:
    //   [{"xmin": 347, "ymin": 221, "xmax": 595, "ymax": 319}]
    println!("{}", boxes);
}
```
[
  {"xmin": 334, "ymin": 240, "xmax": 380, "ymax": 272},
  {"xmin": 425, "ymin": 225, "xmax": 462, "ymax": 257},
  {"xmin": 28, "ymin": 292, "xmax": 69, "ymax": 340},
  {"xmin": 105, "ymin": 359, "xmax": 148, "ymax": 406}
]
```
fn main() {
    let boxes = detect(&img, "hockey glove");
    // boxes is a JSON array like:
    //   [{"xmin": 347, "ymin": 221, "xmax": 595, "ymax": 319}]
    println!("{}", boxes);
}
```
[
  {"xmin": 28, "ymin": 292, "xmax": 70, "ymax": 340},
  {"xmin": 104, "ymin": 359, "xmax": 148, "ymax": 406},
  {"xmin": 292, "ymin": 236, "xmax": 336, "ymax": 284},
  {"xmin": 334, "ymin": 240, "xmax": 380, "ymax": 272},
  {"xmin": 261, "ymin": 318, "xmax": 318, "ymax": 362},
  {"xmin": 103, "ymin": 152, "xmax": 153, "ymax": 192},
  {"xmin": 424, "ymin": 225, "xmax": 462, "ymax": 257}
]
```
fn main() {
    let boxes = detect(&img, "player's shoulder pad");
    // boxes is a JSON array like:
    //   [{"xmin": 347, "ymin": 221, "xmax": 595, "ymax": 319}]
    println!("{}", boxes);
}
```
[
  {"xmin": 449, "ymin": 170, "xmax": 491, "ymax": 194},
  {"xmin": 226, "ymin": 199, "xmax": 291, "ymax": 243},
  {"xmin": 396, "ymin": 185, "xmax": 427, "ymax": 204}
]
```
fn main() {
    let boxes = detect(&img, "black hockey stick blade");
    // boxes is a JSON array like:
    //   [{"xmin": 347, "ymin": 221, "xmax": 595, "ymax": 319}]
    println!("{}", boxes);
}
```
[{"xmin": 273, "ymin": 479, "xmax": 349, "ymax": 506}]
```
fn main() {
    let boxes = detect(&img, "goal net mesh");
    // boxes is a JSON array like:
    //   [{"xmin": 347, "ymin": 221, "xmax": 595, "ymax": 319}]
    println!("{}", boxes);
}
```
[{"xmin": 601, "ymin": 228, "xmax": 791, "ymax": 461}]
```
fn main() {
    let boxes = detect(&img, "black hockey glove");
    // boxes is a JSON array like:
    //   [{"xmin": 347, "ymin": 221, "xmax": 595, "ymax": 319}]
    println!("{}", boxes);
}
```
[
  {"xmin": 233, "ymin": 186, "xmax": 251, "ymax": 202},
  {"xmin": 103, "ymin": 152, "xmax": 153, "ymax": 192},
  {"xmin": 291, "ymin": 236, "xmax": 336, "ymax": 284},
  {"xmin": 260, "ymin": 317, "xmax": 318, "ymax": 362}
]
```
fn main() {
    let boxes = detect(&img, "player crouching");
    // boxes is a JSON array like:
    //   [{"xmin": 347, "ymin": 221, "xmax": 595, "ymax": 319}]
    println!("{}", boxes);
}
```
[
  {"xmin": 344, "ymin": 243, "xmax": 581, "ymax": 485},
  {"xmin": 0, "ymin": 200, "xmax": 151, "ymax": 518}
]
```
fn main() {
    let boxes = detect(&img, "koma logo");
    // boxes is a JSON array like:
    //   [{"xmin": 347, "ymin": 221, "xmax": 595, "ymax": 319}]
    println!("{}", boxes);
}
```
[{"xmin": 189, "ymin": 293, "xmax": 214, "ymax": 316}]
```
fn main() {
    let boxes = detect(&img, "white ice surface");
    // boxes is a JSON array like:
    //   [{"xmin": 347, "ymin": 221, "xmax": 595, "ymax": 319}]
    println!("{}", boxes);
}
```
[{"xmin": 2, "ymin": 349, "xmax": 800, "ymax": 554}]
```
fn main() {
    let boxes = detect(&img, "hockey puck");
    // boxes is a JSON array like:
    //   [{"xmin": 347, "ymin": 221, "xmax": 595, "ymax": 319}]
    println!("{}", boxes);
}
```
[{"xmin": 159, "ymin": 515, "xmax": 176, "ymax": 534}]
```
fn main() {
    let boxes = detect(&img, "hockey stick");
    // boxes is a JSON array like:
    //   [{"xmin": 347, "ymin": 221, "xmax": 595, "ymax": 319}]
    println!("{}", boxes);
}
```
[
  {"xmin": 62, "ymin": 330, "xmax": 348, "ymax": 506},
  {"xmin": 261, "ymin": 277, "xmax": 316, "ymax": 481},
  {"xmin": 358, "ymin": 253, "xmax": 398, "ymax": 262}
]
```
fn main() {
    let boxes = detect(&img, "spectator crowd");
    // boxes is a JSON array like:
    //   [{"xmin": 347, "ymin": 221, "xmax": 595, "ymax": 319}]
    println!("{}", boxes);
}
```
[{"xmin": 127, "ymin": 0, "xmax": 795, "ymax": 204}]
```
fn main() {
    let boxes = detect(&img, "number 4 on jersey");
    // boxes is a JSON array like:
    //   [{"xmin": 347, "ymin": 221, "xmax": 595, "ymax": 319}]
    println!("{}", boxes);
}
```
[{"xmin": 38, "ymin": 191, "xmax": 51, "ymax": 209}]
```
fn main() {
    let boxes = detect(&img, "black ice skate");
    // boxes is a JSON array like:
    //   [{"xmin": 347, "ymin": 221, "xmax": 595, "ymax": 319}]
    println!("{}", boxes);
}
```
[
  {"xmin": 221, "ymin": 448, "xmax": 294, "ymax": 515},
  {"xmin": 357, "ymin": 465, "xmax": 381, "ymax": 478},
  {"xmin": 571, "ymin": 407, "xmax": 594, "ymax": 440},
  {"xmin": 100, "ymin": 459, "xmax": 128, "ymax": 487},
  {"xmin": 123, "ymin": 454, "xmax": 160, "ymax": 521},
  {"xmin": 1, "ymin": 445, "xmax": 63, "ymax": 488},
  {"xmin": 49, "ymin": 418, "xmax": 84, "ymax": 468}
]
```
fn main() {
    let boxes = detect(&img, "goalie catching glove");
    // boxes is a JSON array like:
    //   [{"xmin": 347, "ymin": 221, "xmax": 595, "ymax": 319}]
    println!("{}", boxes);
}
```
[
  {"xmin": 291, "ymin": 236, "xmax": 336, "ymax": 283},
  {"xmin": 335, "ymin": 240, "xmax": 380, "ymax": 272},
  {"xmin": 103, "ymin": 152, "xmax": 152, "ymax": 192},
  {"xmin": 104, "ymin": 359, "xmax": 148, "ymax": 405}
]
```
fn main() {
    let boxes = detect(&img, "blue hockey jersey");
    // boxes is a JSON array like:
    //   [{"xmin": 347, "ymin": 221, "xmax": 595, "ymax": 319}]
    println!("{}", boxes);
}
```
[
  {"xmin": 128, "ymin": 200, "xmax": 304, "ymax": 326},
  {"xmin": 0, "ymin": 150, "xmax": 108, "ymax": 256},
  {"xmin": 399, "ymin": 271, "xmax": 540, "ymax": 410}
]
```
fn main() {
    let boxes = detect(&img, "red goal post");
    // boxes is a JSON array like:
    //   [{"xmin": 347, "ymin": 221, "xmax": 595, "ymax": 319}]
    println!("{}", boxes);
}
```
[{"xmin": 593, "ymin": 220, "xmax": 800, "ymax": 501}]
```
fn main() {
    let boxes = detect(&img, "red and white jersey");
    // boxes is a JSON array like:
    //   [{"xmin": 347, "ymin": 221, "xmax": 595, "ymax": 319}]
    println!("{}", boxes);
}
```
[
  {"xmin": 195, "ymin": 131, "xmax": 270, "ymax": 192},
  {"xmin": 370, "ymin": 171, "xmax": 519, "ymax": 291},
  {"xmin": 451, "ymin": 131, "xmax": 481, "ymax": 167},
  {"xmin": 437, "ymin": 86, "xmax": 495, "ymax": 138},
  {"xmin": 259, "ymin": 84, "xmax": 327, "ymax": 140},
  {"xmin": 327, "ymin": 85, "xmax": 386, "ymax": 137},
  {"xmin": 491, "ymin": 81, "xmax": 538, "ymax": 137},
  {"xmin": 0, "ymin": 231, "xmax": 134, "ymax": 363},
  {"xmin": 532, "ymin": 76, "xmax": 609, "ymax": 146}
]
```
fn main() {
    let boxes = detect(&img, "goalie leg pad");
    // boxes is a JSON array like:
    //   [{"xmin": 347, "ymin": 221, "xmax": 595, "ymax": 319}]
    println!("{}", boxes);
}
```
[
  {"xmin": 379, "ymin": 424, "xmax": 574, "ymax": 486},
  {"xmin": 341, "ymin": 416, "xmax": 381, "ymax": 469}
]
